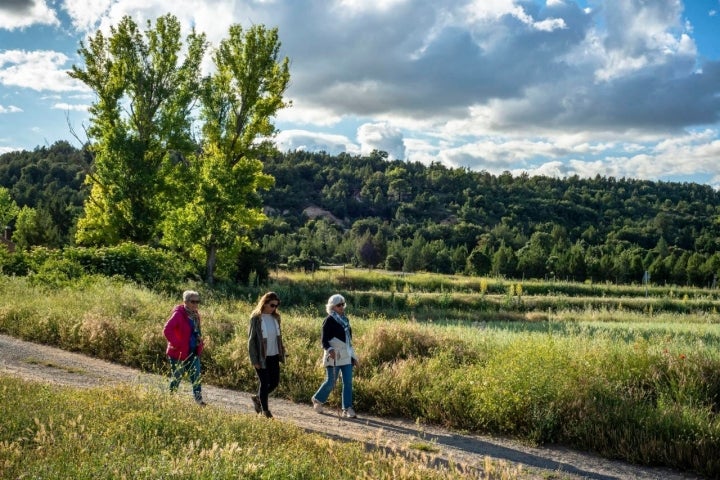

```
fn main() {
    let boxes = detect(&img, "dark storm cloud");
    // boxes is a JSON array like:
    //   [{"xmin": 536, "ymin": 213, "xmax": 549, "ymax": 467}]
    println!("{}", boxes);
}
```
[
  {"xmin": 0, "ymin": 0, "xmax": 35, "ymax": 14},
  {"xmin": 258, "ymin": 0, "xmax": 717, "ymax": 133}
]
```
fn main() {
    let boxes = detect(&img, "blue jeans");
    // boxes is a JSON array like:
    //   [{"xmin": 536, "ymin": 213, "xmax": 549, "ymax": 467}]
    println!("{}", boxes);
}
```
[
  {"xmin": 313, "ymin": 363, "xmax": 353, "ymax": 409},
  {"xmin": 169, "ymin": 353, "xmax": 202, "ymax": 399}
]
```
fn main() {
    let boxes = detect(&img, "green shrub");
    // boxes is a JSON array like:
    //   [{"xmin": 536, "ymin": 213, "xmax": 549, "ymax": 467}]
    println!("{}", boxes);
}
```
[
  {"xmin": 28, "ymin": 256, "xmax": 85, "ymax": 288},
  {"xmin": 64, "ymin": 243, "xmax": 195, "ymax": 290}
]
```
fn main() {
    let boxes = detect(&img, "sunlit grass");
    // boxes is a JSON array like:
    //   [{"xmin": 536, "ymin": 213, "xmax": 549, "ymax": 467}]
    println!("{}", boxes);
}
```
[{"xmin": 0, "ymin": 375, "xmax": 509, "ymax": 479}]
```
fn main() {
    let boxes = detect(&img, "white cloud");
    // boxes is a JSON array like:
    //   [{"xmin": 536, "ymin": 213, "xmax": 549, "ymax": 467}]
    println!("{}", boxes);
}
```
[
  {"xmin": 0, "ymin": 104, "xmax": 22, "ymax": 113},
  {"xmin": 0, "ymin": 50, "xmax": 87, "ymax": 92},
  {"xmin": 62, "ymin": 0, "xmax": 113, "ymax": 32},
  {"xmin": 2, "ymin": 0, "xmax": 720, "ymax": 186},
  {"xmin": 357, "ymin": 122, "xmax": 406, "ymax": 160},
  {"xmin": 0, "ymin": 0, "xmax": 58, "ymax": 30},
  {"xmin": 274, "ymin": 129, "xmax": 360, "ymax": 156},
  {"xmin": 52, "ymin": 103, "xmax": 89, "ymax": 112}
]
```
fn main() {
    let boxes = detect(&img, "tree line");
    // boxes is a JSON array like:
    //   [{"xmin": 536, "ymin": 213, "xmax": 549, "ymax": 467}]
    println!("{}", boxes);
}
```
[{"xmin": 3, "ymin": 142, "xmax": 720, "ymax": 287}]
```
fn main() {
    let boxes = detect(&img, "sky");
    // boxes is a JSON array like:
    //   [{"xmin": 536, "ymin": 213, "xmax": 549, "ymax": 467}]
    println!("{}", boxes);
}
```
[{"xmin": 1, "ymin": 0, "xmax": 720, "ymax": 187}]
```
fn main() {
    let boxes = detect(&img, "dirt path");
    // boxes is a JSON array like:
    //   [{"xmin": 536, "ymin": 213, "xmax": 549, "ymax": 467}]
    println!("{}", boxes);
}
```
[{"xmin": 0, "ymin": 334, "xmax": 701, "ymax": 480}]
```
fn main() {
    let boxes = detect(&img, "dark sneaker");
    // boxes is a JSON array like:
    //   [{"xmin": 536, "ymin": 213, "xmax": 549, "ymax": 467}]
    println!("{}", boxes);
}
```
[
  {"xmin": 251, "ymin": 395, "xmax": 262, "ymax": 414},
  {"xmin": 195, "ymin": 397, "xmax": 207, "ymax": 406},
  {"xmin": 263, "ymin": 410, "xmax": 273, "ymax": 418}
]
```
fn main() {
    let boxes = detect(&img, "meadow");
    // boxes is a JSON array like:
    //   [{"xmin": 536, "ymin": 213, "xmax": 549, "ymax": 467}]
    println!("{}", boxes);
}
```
[
  {"xmin": 1, "ymin": 269, "xmax": 719, "ymax": 477},
  {"xmin": 1, "ymin": 375, "xmax": 497, "ymax": 479}
]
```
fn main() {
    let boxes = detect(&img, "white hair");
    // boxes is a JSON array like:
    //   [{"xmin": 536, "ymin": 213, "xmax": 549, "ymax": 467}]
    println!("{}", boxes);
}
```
[
  {"xmin": 183, "ymin": 290, "xmax": 200, "ymax": 302},
  {"xmin": 325, "ymin": 294, "xmax": 345, "ymax": 315}
]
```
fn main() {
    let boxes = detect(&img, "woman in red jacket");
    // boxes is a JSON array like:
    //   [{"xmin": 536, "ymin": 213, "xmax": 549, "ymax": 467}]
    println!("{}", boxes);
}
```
[{"xmin": 163, "ymin": 290, "xmax": 206, "ymax": 406}]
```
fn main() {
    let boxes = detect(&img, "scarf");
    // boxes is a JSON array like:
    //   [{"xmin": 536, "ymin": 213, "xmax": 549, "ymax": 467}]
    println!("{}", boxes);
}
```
[
  {"xmin": 330, "ymin": 311, "xmax": 352, "ymax": 349},
  {"xmin": 186, "ymin": 307, "xmax": 201, "ymax": 352}
]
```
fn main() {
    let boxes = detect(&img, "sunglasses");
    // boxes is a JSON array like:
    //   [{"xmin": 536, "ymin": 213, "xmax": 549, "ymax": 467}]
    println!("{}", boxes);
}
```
[
  {"xmin": 188, "ymin": 300, "xmax": 201, "ymax": 304},
  {"xmin": 335, "ymin": 303, "xmax": 345, "ymax": 307},
  {"xmin": 268, "ymin": 303, "xmax": 279, "ymax": 308}
]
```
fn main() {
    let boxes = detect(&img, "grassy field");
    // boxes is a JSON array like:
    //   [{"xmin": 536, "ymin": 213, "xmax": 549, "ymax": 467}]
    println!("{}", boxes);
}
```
[
  {"xmin": 1, "ymin": 270, "xmax": 719, "ymax": 477},
  {"xmin": 0, "ymin": 375, "xmax": 500, "ymax": 479}
]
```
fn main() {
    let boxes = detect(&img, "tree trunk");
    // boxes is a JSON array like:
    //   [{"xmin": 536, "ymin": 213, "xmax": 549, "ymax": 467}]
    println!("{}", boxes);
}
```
[{"xmin": 205, "ymin": 244, "xmax": 217, "ymax": 285}]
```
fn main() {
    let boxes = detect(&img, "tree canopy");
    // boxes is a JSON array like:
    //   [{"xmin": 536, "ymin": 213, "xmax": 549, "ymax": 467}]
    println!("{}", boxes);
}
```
[
  {"xmin": 69, "ymin": 14, "xmax": 207, "ymax": 245},
  {"xmin": 65, "ymin": 15, "xmax": 289, "ymax": 283}
]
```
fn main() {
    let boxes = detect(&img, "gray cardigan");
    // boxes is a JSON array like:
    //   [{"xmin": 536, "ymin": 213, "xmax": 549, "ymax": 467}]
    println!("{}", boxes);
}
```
[{"xmin": 248, "ymin": 313, "xmax": 286, "ymax": 369}]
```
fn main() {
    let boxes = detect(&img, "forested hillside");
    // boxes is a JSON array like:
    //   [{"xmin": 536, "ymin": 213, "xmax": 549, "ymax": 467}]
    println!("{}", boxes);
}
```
[
  {"xmin": 2, "ymin": 143, "xmax": 720, "ymax": 286},
  {"xmin": 256, "ymin": 149, "xmax": 720, "ymax": 286},
  {"xmin": 0, "ymin": 141, "xmax": 89, "ymax": 247}
]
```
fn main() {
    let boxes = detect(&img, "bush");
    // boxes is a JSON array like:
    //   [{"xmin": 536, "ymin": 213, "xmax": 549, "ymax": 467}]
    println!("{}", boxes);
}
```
[
  {"xmin": 28, "ymin": 256, "xmax": 85, "ymax": 288},
  {"xmin": 63, "ymin": 243, "xmax": 196, "ymax": 291},
  {"xmin": 360, "ymin": 322, "xmax": 442, "ymax": 365}
]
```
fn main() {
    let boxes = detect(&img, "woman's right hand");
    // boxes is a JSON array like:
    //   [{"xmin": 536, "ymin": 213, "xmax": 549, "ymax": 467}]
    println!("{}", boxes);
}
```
[{"xmin": 327, "ymin": 349, "xmax": 336, "ymax": 360}]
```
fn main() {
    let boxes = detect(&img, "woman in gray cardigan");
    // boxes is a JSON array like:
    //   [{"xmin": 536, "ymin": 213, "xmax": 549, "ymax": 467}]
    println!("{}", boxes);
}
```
[{"xmin": 248, "ymin": 291, "xmax": 286, "ymax": 418}]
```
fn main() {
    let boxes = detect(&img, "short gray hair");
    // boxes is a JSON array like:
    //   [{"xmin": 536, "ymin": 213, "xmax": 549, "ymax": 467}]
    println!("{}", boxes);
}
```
[
  {"xmin": 183, "ymin": 290, "xmax": 200, "ymax": 302},
  {"xmin": 325, "ymin": 294, "xmax": 345, "ymax": 315}
]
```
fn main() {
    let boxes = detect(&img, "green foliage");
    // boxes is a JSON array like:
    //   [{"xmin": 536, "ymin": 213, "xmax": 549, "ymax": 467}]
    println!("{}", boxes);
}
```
[
  {"xmin": 63, "ymin": 243, "xmax": 196, "ymax": 290},
  {"xmin": 7, "ymin": 140, "xmax": 720, "ymax": 285},
  {"xmin": 0, "ymin": 141, "xmax": 88, "ymax": 245},
  {"xmin": 0, "ymin": 244, "xmax": 194, "ymax": 291},
  {"xmin": 70, "ymin": 14, "xmax": 207, "ymax": 245},
  {"xmin": 0, "ymin": 187, "xmax": 19, "ymax": 231},
  {"xmin": 28, "ymin": 256, "xmax": 85, "ymax": 288},
  {"xmin": 0, "ymin": 246, "xmax": 28, "ymax": 276},
  {"xmin": 12, "ymin": 206, "xmax": 61, "ymax": 249},
  {"xmin": 161, "ymin": 23, "xmax": 289, "ymax": 284}
]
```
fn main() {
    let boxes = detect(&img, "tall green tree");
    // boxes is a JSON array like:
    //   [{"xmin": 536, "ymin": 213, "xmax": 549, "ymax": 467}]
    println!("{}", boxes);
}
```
[
  {"xmin": 162, "ymin": 24, "xmax": 290, "ymax": 283},
  {"xmin": 0, "ymin": 187, "xmax": 19, "ymax": 239},
  {"xmin": 69, "ymin": 14, "xmax": 207, "ymax": 245},
  {"xmin": 12, "ymin": 206, "xmax": 61, "ymax": 249}
]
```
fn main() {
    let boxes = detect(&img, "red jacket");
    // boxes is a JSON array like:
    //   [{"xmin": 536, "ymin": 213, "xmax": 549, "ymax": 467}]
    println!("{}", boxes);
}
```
[{"xmin": 163, "ymin": 305, "xmax": 204, "ymax": 360}]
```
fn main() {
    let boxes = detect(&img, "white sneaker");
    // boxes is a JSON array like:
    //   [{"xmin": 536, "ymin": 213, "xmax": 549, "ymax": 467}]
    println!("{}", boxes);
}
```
[
  {"xmin": 343, "ymin": 407, "xmax": 356, "ymax": 418},
  {"xmin": 312, "ymin": 397, "xmax": 324, "ymax": 414}
]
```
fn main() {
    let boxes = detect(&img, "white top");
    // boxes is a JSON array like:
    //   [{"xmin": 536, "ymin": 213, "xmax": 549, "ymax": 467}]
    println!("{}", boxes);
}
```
[{"xmin": 261, "ymin": 314, "xmax": 280, "ymax": 356}]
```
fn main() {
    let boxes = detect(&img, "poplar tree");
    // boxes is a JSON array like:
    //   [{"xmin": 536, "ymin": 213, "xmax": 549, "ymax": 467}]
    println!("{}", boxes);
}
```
[
  {"xmin": 161, "ymin": 24, "xmax": 290, "ymax": 283},
  {"xmin": 69, "ymin": 14, "xmax": 207, "ymax": 245}
]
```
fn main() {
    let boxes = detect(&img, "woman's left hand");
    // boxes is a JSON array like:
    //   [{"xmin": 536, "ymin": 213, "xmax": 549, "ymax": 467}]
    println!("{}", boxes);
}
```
[{"xmin": 352, "ymin": 358, "xmax": 359, "ymax": 367}]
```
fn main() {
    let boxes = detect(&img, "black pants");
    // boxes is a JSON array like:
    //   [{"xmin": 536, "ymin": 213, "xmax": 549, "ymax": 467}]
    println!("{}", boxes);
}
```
[{"xmin": 255, "ymin": 354, "xmax": 280, "ymax": 411}]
